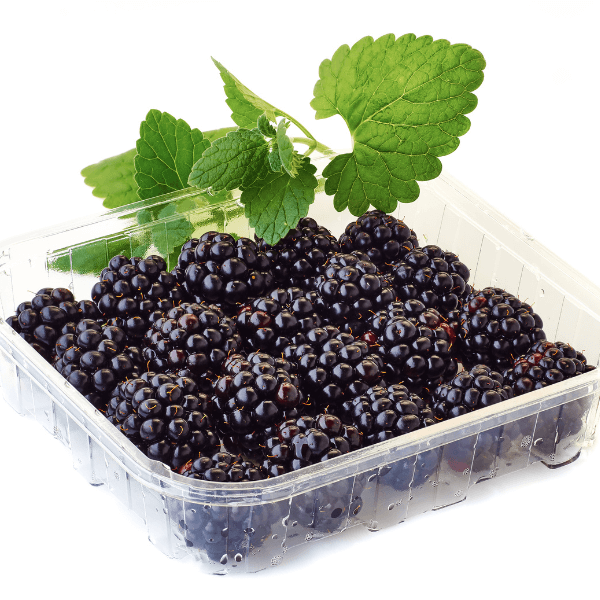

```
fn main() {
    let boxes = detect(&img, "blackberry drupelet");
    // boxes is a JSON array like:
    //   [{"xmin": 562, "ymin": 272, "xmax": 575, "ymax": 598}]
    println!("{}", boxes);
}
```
[
  {"xmin": 181, "ymin": 232, "xmax": 274, "ymax": 313},
  {"xmin": 339, "ymin": 210, "xmax": 419, "ymax": 271},
  {"xmin": 503, "ymin": 340, "xmax": 593, "ymax": 396},
  {"xmin": 458, "ymin": 287, "xmax": 546, "ymax": 370},
  {"xmin": 257, "ymin": 217, "xmax": 340, "ymax": 289},
  {"xmin": 431, "ymin": 364, "xmax": 513, "ymax": 420}
]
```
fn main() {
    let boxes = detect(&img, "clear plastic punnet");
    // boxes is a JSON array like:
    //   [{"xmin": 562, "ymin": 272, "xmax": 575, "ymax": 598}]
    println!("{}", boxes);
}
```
[{"xmin": 0, "ymin": 156, "xmax": 599, "ymax": 574}]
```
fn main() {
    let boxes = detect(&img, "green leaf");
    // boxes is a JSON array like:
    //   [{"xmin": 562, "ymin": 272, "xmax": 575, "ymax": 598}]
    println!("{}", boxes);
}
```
[
  {"xmin": 276, "ymin": 120, "xmax": 298, "ymax": 177},
  {"xmin": 312, "ymin": 33, "xmax": 485, "ymax": 214},
  {"xmin": 212, "ymin": 57, "xmax": 286, "ymax": 128},
  {"xmin": 241, "ymin": 156, "xmax": 318, "ymax": 244},
  {"xmin": 268, "ymin": 145, "xmax": 282, "ymax": 172},
  {"xmin": 257, "ymin": 114, "xmax": 276, "ymax": 138},
  {"xmin": 188, "ymin": 128, "xmax": 270, "ymax": 192},
  {"xmin": 80, "ymin": 149, "xmax": 138, "ymax": 209},
  {"xmin": 134, "ymin": 109, "xmax": 211, "ymax": 200}
]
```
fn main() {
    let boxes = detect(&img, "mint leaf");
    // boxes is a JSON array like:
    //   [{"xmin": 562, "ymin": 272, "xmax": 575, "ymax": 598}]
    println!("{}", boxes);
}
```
[
  {"xmin": 134, "ymin": 110, "xmax": 211, "ymax": 200},
  {"xmin": 241, "ymin": 156, "xmax": 318, "ymax": 244},
  {"xmin": 268, "ymin": 145, "xmax": 282, "ymax": 172},
  {"xmin": 276, "ymin": 120, "xmax": 299, "ymax": 177},
  {"xmin": 80, "ymin": 149, "xmax": 138, "ymax": 209},
  {"xmin": 257, "ymin": 114, "xmax": 276, "ymax": 138},
  {"xmin": 213, "ymin": 58, "xmax": 285, "ymax": 128},
  {"xmin": 188, "ymin": 128, "xmax": 270, "ymax": 192},
  {"xmin": 312, "ymin": 34, "xmax": 485, "ymax": 214}
]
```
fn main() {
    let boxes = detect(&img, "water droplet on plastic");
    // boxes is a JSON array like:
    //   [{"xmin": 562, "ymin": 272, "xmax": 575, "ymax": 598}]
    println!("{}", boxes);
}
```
[
  {"xmin": 271, "ymin": 534, "xmax": 278, "ymax": 540},
  {"xmin": 234, "ymin": 553, "xmax": 243, "ymax": 563}
]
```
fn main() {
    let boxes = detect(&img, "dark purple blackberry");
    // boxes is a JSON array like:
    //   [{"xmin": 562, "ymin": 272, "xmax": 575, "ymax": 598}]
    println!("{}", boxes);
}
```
[
  {"xmin": 94, "ymin": 254, "xmax": 187, "ymax": 337},
  {"xmin": 269, "ymin": 412, "xmax": 362, "ymax": 471},
  {"xmin": 458, "ymin": 287, "xmax": 546, "ymax": 370},
  {"xmin": 341, "ymin": 384, "xmax": 432, "ymax": 445},
  {"xmin": 431, "ymin": 364, "xmax": 513, "ymax": 419},
  {"xmin": 181, "ymin": 451, "xmax": 265, "ymax": 481},
  {"xmin": 503, "ymin": 340, "xmax": 593, "ymax": 396},
  {"xmin": 143, "ymin": 302, "xmax": 242, "ymax": 386},
  {"xmin": 257, "ymin": 217, "xmax": 340, "ymax": 288},
  {"xmin": 389, "ymin": 245, "xmax": 470, "ymax": 315},
  {"xmin": 236, "ymin": 287, "xmax": 323, "ymax": 352},
  {"xmin": 106, "ymin": 371, "xmax": 220, "ymax": 470},
  {"xmin": 8, "ymin": 287, "xmax": 81, "ymax": 363},
  {"xmin": 54, "ymin": 322, "xmax": 141, "ymax": 406},
  {"xmin": 314, "ymin": 252, "xmax": 395, "ymax": 336},
  {"xmin": 211, "ymin": 352, "xmax": 304, "ymax": 453},
  {"xmin": 370, "ymin": 301, "xmax": 457, "ymax": 393},
  {"xmin": 180, "ymin": 232, "xmax": 274, "ymax": 312},
  {"xmin": 339, "ymin": 210, "xmax": 419, "ymax": 271}
]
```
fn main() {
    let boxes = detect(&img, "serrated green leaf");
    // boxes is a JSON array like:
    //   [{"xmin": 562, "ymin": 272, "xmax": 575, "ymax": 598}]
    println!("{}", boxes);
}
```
[
  {"xmin": 240, "ymin": 156, "xmax": 318, "ymax": 244},
  {"xmin": 268, "ymin": 145, "xmax": 282, "ymax": 172},
  {"xmin": 212, "ymin": 58, "xmax": 285, "ymax": 128},
  {"xmin": 276, "ymin": 120, "xmax": 298, "ymax": 177},
  {"xmin": 312, "ymin": 33, "xmax": 485, "ymax": 214},
  {"xmin": 188, "ymin": 128, "xmax": 270, "ymax": 192},
  {"xmin": 257, "ymin": 114, "xmax": 277, "ymax": 138},
  {"xmin": 80, "ymin": 149, "xmax": 139, "ymax": 209},
  {"xmin": 134, "ymin": 110, "xmax": 211, "ymax": 200}
]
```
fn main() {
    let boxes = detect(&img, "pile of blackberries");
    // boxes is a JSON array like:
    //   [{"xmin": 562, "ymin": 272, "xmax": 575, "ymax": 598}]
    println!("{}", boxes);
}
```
[{"xmin": 5, "ymin": 210, "xmax": 595, "ymax": 480}]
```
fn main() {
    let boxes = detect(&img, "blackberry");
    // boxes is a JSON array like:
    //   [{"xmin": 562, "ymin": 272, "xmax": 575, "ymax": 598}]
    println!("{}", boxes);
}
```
[
  {"xmin": 107, "ymin": 371, "xmax": 220, "ymax": 470},
  {"xmin": 371, "ymin": 300, "xmax": 457, "ymax": 392},
  {"xmin": 458, "ymin": 287, "xmax": 546, "ymax": 370},
  {"xmin": 431, "ymin": 364, "xmax": 513, "ymax": 419},
  {"xmin": 339, "ymin": 210, "xmax": 419, "ymax": 271},
  {"xmin": 389, "ymin": 245, "xmax": 471, "ymax": 315},
  {"xmin": 143, "ymin": 302, "xmax": 242, "ymax": 386},
  {"xmin": 181, "ymin": 232, "xmax": 274, "ymax": 312},
  {"xmin": 257, "ymin": 217, "xmax": 339, "ymax": 287},
  {"xmin": 503, "ymin": 340, "xmax": 593, "ymax": 396},
  {"xmin": 94, "ymin": 254, "xmax": 187, "ymax": 336},
  {"xmin": 181, "ymin": 451, "xmax": 264, "ymax": 482},
  {"xmin": 236, "ymin": 287, "xmax": 323, "ymax": 352},
  {"xmin": 211, "ymin": 352, "xmax": 303, "ymax": 453},
  {"xmin": 314, "ymin": 252, "xmax": 395, "ymax": 336},
  {"xmin": 341, "ymin": 384, "xmax": 432, "ymax": 445}
]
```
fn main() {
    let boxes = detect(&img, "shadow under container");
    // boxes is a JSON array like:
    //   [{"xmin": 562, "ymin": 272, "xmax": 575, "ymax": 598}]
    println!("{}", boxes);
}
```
[{"xmin": 0, "ymin": 159, "xmax": 599, "ymax": 574}]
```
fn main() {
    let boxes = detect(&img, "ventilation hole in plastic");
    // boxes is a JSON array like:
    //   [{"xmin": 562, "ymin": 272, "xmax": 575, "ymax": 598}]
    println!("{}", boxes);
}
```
[
  {"xmin": 234, "ymin": 553, "xmax": 243, "ymax": 563},
  {"xmin": 521, "ymin": 435, "xmax": 532, "ymax": 448},
  {"xmin": 221, "ymin": 528, "xmax": 228, "ymax": 537},
  {"xmin": 292, "ymin": 521, "xmax": 297, "ymax": 527},
  {"xmin": 244, "ymin": 527, "xmax": 254, "ymax": 535},
  {"xmin": 305, "ymin": 532, "xmax": 314, "ymax": 541},
  {"xmin": 388, "ymin": 503, "xmax": 394, "ymax": 511},
  {"xmin": 331, "ymin": 507, "xmax": 343, "ymax": 519},
  {"xmin": 220, "ymin": 555, "xmax": 228, "ymax": 565}
]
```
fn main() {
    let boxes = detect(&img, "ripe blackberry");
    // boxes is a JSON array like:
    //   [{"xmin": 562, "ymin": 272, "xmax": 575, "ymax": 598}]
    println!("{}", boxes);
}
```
[
  {"xmin": 8, "ymin": 287, "xmax": 83, "ymax": 363},
  {"xmin": 431, "ymin": 364, "xmax": 513, "ymax": 420},
  {"xmin": 211, "ymin": 352, "xmax": 303, "ymax": 452},
  {"xmin": 341, "ymin": 384, "xmax": 432, "ymax": 445},
  {"xmin": 106, "ymin": 371, "xmax": 220, "ymax": 470},
  {"xmin": 257, "ymin": 217, "xmax": 340, "ymax": 288},
  {"xmin": 180, "ymin": 232, "xmax": 274, "ymax": 312},
  {"xmin": 181, "ymin": 451, "xmax": 265, "ymax": 481},
  {"xmin": 314, "ymin": 252, "xmax": 395, "ymax": 336},
  {"xmin": 54, "ymin": 322, "xmax": 141, "ymax": 403},
  {"xmin": 371, "ymin": 300, "xmax": 457, "ymax": 392},
  {"xmin": 271, "ymin": 412, "xmax": 362, "ymax": 471},
  {"xmin": 389, "ymin": 245, "xmax": 471, "ymax": 315},
  {"xmin": 458, "ymin": 287, "xmax": 546, "ymax": 370},
  {"xmin": 143, "ymin": 302, "xmax": 242, "ymax": 386},
  {"xmin": 93, "ymin": 254, "xmax": 187, "ymax": 338},
  {"xmin": 503, "ymin": 340, "xmax": 593, "ymax": 396},
  {"xmin": 339, "ymin": 210, "xmax": 419, "ymax": 271},
  {"xmin": 236, "ymin": 287, "xmax": 323, "ymax": 352}
]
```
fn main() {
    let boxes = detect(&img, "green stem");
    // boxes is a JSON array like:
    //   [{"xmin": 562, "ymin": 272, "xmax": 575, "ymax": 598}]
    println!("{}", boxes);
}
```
[
  {"xmin": 277, "ymin": 110, "xmax": 320, "ymax": 143},
  {"xmin": 203, "ymin": 125, "xmax": 238, "ymax": 142},
  {"xmin": 290, "ymin": 136, "xmax": 335, "ymax": 157}
]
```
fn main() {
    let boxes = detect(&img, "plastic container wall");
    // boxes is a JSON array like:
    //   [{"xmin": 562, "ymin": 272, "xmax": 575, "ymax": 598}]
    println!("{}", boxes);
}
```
[{"xmin": 1, "ymin": 160, "xmax": 599, "ymax": 573}]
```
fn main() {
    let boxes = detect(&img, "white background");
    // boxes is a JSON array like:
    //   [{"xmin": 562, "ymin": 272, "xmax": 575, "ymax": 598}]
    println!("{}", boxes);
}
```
[{"xmin": 1, "ymin": 1, "xmax": 599, "ymax": 598}]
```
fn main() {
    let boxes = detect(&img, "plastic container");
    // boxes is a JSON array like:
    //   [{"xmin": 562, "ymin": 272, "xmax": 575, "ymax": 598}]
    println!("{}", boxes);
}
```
[{"xmin": 0, "ymin": 156, "xmax": 599, "ymax": 574}]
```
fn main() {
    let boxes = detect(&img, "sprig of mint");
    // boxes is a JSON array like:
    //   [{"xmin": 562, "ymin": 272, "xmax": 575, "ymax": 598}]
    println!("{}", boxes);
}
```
[{"xmin": 80, "ymin": 33, "xmax": 485, "ymax": 248}]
